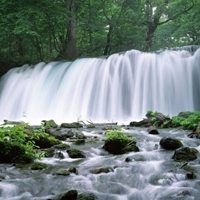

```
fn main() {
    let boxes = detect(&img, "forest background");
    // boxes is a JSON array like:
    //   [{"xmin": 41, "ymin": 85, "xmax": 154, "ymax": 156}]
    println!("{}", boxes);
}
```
[{"xmin": 0, "ymin": 0, "xmax": 199, "ymax": 76}]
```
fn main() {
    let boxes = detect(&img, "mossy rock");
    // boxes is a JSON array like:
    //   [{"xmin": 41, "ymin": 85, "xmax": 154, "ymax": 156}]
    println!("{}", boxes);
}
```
[
  {"xmin": 172, "ymin": 147, "xmax": 197, "ymax": 161},
  {"xmin": 57, "ymin": 190, "xmax": 78, "ymax": 200},
  {"xmin": 67, "ymin": 148, "xmax": 85, "ymax": 158},
  {"xmin": 0, "ymin": 141, "xmax": 33, "ymax": 163},
  {"xmin": 54, "ymin": 143, "xmax": 70, "ymax": 150},
  {"xmin": 78, "ymin": 192, "xmax": 98, "ymax": 200},
  {"xmin": 31, "ymin": 162, "xmax": 47, "ymax": 170},
  {"xmin": 61, "ymin": 122, "xmax": 83, "ymax": 128},
  {"xmin": 160, "ymin": 137, "xmax": 183, "ymax": 150},
  {"xmin": 86, "ymin": 124, "xmax": 96, "ymax": 128},
  {"xmin": 34, "ymin": 135, "xmax": 61, "ymax": 148},
  {"xmin": 104, "ymin": 130, "xmax": 137, "ymax": 154},
  {"xmin": 54, "ymin": 168, "xmax": 70, "ymax": 176},
  {"xmin": 74, "ymin": 139, "xmax": 85, "ymax": 145},
  {"xmin": 42, "ymin": 119, "xmax": 58, "ymax": 128}
]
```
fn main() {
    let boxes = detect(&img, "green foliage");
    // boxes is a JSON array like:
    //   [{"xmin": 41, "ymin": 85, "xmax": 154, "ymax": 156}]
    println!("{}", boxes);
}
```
[
  {"xmin": 171, "ymin": 116, "xmax": 185, "ymax": 127},
  {"xmin": 181, "ymin": 112, "xmax": 200, "ymax": 130},
  {"xmin": 0, "ymin": 122, "xmax": 59, "ymax": 163},
  {"xmin": 0, "ymin": 122, "xmax": 37, "ymax": 163}
]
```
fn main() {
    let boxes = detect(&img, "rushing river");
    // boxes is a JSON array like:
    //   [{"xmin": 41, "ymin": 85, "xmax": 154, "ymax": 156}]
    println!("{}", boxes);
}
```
[{"xmin": 0, "ymin": 127, "xmax": 200, "ymax": 200}]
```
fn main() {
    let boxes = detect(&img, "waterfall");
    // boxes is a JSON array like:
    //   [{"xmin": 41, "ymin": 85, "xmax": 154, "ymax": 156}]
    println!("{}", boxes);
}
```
[{"xmin": 0, "ymin": 47, "xmax": 200, "ymax": 125}]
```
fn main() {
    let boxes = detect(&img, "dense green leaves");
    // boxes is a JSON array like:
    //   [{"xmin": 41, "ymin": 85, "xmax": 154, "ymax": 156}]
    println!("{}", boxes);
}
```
[{"xmin": 0, "ymin": 0, "xmax": 199, "ymax": 67}]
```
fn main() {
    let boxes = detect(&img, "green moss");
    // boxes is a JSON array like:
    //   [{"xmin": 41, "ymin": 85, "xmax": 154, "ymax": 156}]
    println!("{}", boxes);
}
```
[
  {"xmin": 86, "ymin": 124, "xmax": 95, "ymax": 128},
  {"xmin": 104, "ymin": 130, "xmax": 137, "ymax": 154},
  {"xmin": 67, "ymin": 148, "xmax": 85, "ymax": 158},
  {"xmin": 31, "ymin": 162, "xmax": 47, "ymax": 170},
  {"xmin": 61, "ymin": 122, "xmax": 83, "ymax": 128},
  {"xmin": 42, "ymin": 119, "xmax": 58, "ymax": 128}
]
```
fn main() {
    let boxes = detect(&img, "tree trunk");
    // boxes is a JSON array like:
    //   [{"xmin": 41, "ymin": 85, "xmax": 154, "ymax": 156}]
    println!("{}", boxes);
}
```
[
  {"xmin": 56, "ymin": 0, "xmax": 77, "ymax": 60},
  {"xmin": 103, "ymin": 24, "xmax": 113, "ymax": 55}
]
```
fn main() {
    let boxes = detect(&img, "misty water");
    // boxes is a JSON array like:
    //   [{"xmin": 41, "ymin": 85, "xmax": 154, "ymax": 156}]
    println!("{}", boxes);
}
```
[
  {"xmin": 0, "ymin": 126, "xmax": 200, "ymax": 200},
  {"xmin": 0, "ymin": 46, "xmax": 200, "ymax": 124}
]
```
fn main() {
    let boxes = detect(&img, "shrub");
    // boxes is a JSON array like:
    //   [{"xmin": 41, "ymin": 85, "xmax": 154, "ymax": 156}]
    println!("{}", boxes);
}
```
[{"xmin": 180, "ymin": 112, "xmax": 200, "ymax": 130}]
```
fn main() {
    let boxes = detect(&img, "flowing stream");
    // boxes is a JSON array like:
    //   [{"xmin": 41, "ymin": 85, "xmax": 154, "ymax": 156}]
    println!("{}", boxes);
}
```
[
  {"xmin": 0, "ymin": 127, "xmax": 200, "ymax": 200},
  {"xmin": 0, "ymin": 46, "xmax": 200, "ymax": 124}
]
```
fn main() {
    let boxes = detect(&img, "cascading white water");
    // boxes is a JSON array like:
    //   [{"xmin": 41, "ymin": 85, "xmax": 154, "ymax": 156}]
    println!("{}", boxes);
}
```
[{"xmin": 0, "ymin": 47, "xmax": 200, "ymax": 124}]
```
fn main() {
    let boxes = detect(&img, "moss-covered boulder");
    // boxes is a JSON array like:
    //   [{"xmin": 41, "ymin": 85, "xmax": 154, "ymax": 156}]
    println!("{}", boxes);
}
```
[
  {"xmin": 160, "ymin": 137, "xmax": 183, "ymax": 150},
  {"xmin": 61, "ymin": 122, "xmax": 83, "ymax": 128},
  {"xmin": 78, "ymin": 192, "xmax": 97, "ymax": 200},
  {"xmin": 67, "ymin": 148, "xmax": 85, "ymax": 158},
  {"xmin": 34, "ymin": 135, "xmax": 61, "ymax": 148},
  {"xmin": 0, "ymin": 141, "xmax": 33, "ymax": 163},
  {"xmin": 54, "ymin": 168, "xmax": 70, "ymax": 176},
  {"xmin": 86, "ymin": 124, "xmax": 96, "ymax": 128},
  {"xmin": 42, "ymin": 119, "xmax": 58, "ymax": 128},
  {"xmin": 57, "ymin": 190, "xmax": 78, "ymax": 200},
  {"xmin": 104, "ymin": 130, "xmax": 138, "ymax": 154},
  {"xmin": 31, "ymin": 162, "xmax": 48, "ymax": 170},
  {"xmin": 89, "ymin": 167, "xmax": 113, "ymax": 174},
  {"xmin": 129, "ymin": 118, "xmax": 151, "ymax": 127},
  {"xmin": 172, "ymin": 147, "xmax": 198, "ymax": 161}
]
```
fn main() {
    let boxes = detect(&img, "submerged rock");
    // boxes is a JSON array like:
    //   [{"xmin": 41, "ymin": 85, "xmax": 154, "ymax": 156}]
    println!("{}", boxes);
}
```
[
  {"xmin": 89, "ymin": 167, "xmax": 113, "ymax": 174},
  {"xmin": 160, "ymin": 137, "xmax": 183, "ymax": 150},
  {"xmin": 54, "ymin": 168, "xmax": 70, "ymax": 176},
  {"xmin": 172, "ymin": 147, "xmax": 198, "ymax": 161}
]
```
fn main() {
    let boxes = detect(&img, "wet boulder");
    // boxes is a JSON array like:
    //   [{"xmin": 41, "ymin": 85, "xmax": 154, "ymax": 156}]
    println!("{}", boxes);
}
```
[
  {"xmin": 89, "ymin": 167, "xmax": 113, "ymax": 174},
  {"xmin": 57, "ymin": 190, "xmax": 78, "ymax": 200},
  {"xmin": 31, "ymin": 162, "xmax": 48, "ymax": 170},
  {"xmin": 47, "ymin": 128, "xmax": 75, "ymax": 140},
  {"xmin": 34, "ymin": 135, "xmax": 61, "ymax": 148},
  {"xmin": 78, "ymin": 192, "xmax": 98, "ymax": 200},
  {"xmin": 147, "ymin": 126, "xmax": 159, "ymax": 134},
  {"xmin": 160, "ymin": 137, "xmax": 183, "ymax": 150},
  {"xmin": 130, "ymin": 118, "xmax": 151, "ymax": 127},
  {"xmin": 67, "ymin": 148, "xmax": 86, "ymax": 158},
  {"xmin": 172, "ymin": 147, "xmax": 197, "ymax": 161},
  {"xmin": 61, "ymin": 122, "xmax": 83, "ymax": 128},
  {"xmin": 103, "ymin": 130, "xmax": 138, "ymax": 155},
  {"xmin": 54, "ymin": 168, "xmax": 70, "ymax": 176},
  {"xmin": 42, "ymin": 119, "xmax": 58, "ymax": 128}
]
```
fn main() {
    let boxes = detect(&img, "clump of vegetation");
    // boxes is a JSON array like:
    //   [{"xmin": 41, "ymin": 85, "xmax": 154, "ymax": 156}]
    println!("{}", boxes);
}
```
[
  {"xmin": 0, "ymin": 122, "xmax": 60, "ymax": 163},
  {"xmin": 104, "ymin": 129, "xmax": 138, "ymax": 154},
  {"xmin": 0, "ymin": 122, "xmax": 37, "ymax": 163},
  {"xmin": 42, "ymin": 119, "xmax": 58, "ymax": 128},
  {"xmin": 180, "ymin": 112, "xmax": 200, "ymax": 130},
  {"xmin": 144, "ymin": 110, "xmax": 200, "ymax": 130}
]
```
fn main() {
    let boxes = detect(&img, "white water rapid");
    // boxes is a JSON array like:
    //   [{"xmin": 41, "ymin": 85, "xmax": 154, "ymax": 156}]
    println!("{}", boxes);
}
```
[
  {"xmin": 0, "ymin": 46, "xmax": 200, "ymax": 125},
  {"xmin": 0, "ymin": 127, "xmax": 200, "ymax": 200}
]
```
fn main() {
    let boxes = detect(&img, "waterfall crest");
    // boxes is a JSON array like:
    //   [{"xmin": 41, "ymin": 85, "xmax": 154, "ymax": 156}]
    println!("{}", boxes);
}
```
[{"xmin": 0, "ymin": 47, "xmax": 200, "ymax": 124}]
